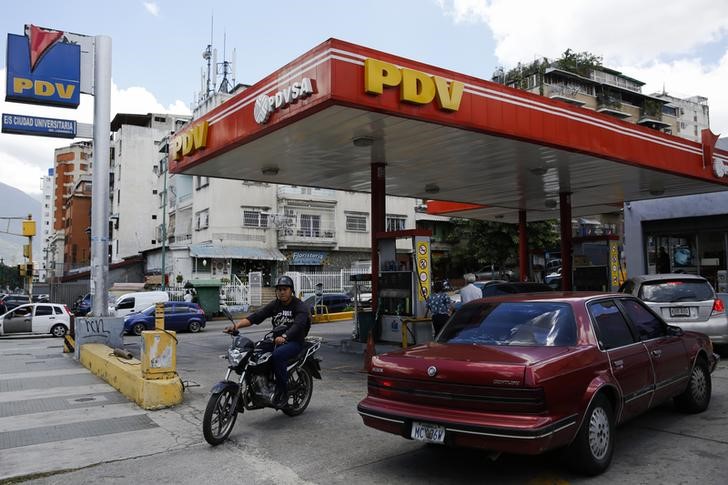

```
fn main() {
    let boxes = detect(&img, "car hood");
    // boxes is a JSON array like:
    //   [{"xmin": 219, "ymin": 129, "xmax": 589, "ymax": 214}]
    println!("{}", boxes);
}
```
[{"xmin": 371, "ymin": 343, "xmax": 572, "ymax": 387}]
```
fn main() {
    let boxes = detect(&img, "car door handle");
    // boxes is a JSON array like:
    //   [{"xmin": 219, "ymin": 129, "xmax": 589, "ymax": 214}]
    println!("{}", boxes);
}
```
[
  {"xmin": 651, "ymin": 349, "xmax": 662, "ymax": 358},
  {"xmin": 49, "ymin": 317, "xmax": 55, "ymax": 320},
  {"xmin": 613, "ymin": 359, "xmax": 624, "ymax": 369}
]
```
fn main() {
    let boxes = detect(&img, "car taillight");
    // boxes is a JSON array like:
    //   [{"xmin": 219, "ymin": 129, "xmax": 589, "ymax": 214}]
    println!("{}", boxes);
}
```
[
  {"xmin": 195, "ymin": 304, "xmax": 205, "ymax": 315},
  {"xmin": 64, "ymin": 305, "xmax": 72, "ymax": 315},
  {"xmin": 712, "ymin": 298, "xmax": 725, "ymax": 316}
]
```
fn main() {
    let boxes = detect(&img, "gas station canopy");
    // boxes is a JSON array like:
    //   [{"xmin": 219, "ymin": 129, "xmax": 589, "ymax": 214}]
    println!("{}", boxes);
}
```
[{"xmin": 170, "ymin": 38, "xmax": 728, "ymax": 222}]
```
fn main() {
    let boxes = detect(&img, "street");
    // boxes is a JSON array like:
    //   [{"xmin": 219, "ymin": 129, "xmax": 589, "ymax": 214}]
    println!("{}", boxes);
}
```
[{"xmin": 1, "ymin": 320, "xmax": 728, "ymax": 484}]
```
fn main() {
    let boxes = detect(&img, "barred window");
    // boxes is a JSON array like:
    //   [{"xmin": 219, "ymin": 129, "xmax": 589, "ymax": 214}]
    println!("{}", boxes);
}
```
[
  {"xmin": 243, "ymin": 209, "xmax": 268, "ymax": 228},
  {"xmin": 346, "ymin": 214, "xmax": 367, "ymax": 232},
  {"xmin": 386, "ymin": 215, "xmax": 406, "ymax": 232}
]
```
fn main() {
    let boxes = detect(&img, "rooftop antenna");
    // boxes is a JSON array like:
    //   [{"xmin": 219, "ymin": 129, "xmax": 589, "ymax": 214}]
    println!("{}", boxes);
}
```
[
  {"xmin": 201, "ymin": 14, "xmax": 214, "ymax": 99},
  {"xmin": 218, "ymin": 31, "xmax": 233, "ymax": 94}
]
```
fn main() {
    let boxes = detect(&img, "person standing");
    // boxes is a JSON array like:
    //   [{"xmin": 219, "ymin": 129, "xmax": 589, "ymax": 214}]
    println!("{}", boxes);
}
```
[
  {"xmin": 426, "ymin": 281, "xmax": 452, "ymax": 335},
  {"xmin": 460, "ymin": 273, "xmax": 482, "ymax": 304},
  {"xmin": 656, "ymin": 247, "xmax": 670, "ymax": 274},
  {"xmin": 183, "ymin": 290, "xmax": 193, "ymax": 302}
]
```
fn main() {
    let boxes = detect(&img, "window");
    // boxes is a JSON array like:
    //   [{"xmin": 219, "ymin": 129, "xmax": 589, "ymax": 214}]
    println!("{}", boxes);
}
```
[
  {"xmin": 589, "ymin": 300, "xmax": 635, "ymax": 350},
  {"xmin": 619, "ymin": 299, "xmax": 665, "ymax": 340},
  {"xmin": 154, "ymin": 116, "xmax": 167, "ymax": 123},
  {"xmin": 53, "ymin": 306, "xmax": 64, "ymax": 315},
  {"xmin": 242, "ymin": 209, "xmax": 269, "ymax": 228},
  {"xmin": 346, "ymin": 213, "xmax": 367, "ymax": 232},
  {"xmin": 116, "ymin": 298, "xmax": 135, "ymax": 310},
  {"xmin": 195, "ymin": 209, "xmax": 209, "ymax": 230},
  {"xmin": 386, "ymin": 215, "xmax": 406, "ymax": 232},
  {"xmin": 300, "ymin": 214, "xmax": 321, "ymax": 237},
  {"xmin": 195, "ymin": 176, "xmax": 209, "ymax": 189},
  {"xmin": 35, "ymin": 305, "xmax": 53, "ymax": 316}
]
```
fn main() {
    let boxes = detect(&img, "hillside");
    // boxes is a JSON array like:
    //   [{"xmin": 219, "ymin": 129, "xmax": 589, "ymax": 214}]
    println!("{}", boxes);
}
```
[{"xmin": 0, "ymin": 181, "xmax": 41, "ymax": 265}]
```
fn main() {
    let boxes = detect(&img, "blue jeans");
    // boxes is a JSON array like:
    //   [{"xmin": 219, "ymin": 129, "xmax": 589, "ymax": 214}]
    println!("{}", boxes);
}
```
[{"xmin": 260, "ymin": 340, "xmax": 303, "ymax": 396}]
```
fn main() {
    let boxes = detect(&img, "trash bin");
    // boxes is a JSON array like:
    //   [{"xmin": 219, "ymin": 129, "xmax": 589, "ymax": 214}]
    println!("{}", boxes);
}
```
[
  {"xmin": 191, "ymin": 279, "xmax": 222, "ymax": 317},
  {"xmin": 355, "ymin": 310, "xmax": 374, "ymax": 343}
]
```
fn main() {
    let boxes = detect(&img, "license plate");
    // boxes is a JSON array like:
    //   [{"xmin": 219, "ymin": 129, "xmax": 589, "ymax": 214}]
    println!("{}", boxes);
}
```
[
  {"xmin": 670, "ymin": 306, "xmax": 691, "ymax": 317},
  {"xmin": 411, "ymin": 421, "xmax": 445, "ymax": 444}
]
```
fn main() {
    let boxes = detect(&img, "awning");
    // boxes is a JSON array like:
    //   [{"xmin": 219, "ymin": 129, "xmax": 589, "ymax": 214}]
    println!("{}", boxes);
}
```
[{"xmin": 189, "ymin": 244, "xmax": 286, "ymax": 261}]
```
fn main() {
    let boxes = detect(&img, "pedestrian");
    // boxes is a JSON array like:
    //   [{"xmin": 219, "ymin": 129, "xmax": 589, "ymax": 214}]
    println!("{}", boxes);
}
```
[
  {"xmin": 426, "ymin": 281, "xmax": 452, "ymax": 335},
  {"xmin": 223, "ymin": 275, "xmax": 311, "ymax": 409},
  {"xmin": 183, "ymin": 290, "xmax": 193, "ymax": 302},
  {"xmin": 656, "ymin": 246, "xmax": 670, "ymax": 274},
  {"xmin": 460, "ymin": 273, "xmax": 482, "ymax": 304}
]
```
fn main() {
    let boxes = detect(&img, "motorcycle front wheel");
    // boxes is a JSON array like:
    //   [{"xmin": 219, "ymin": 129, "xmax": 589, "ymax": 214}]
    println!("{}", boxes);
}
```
[
  {"xmin": 283, "ymin": 367, "xmax": 313, "ymax": 417},
  {"xmin": 203, "ymin": 388, "xmax": 239, "ymax": 445}
]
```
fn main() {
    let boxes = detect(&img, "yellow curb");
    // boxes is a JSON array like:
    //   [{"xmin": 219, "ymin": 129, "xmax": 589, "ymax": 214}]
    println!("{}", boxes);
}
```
[
  {"xmin": 312, "ymin": 311, "xmax": 354, "ymax": 324},
  {"xmin": 79, "ymin": 343, "xmax": 183, "ymax": 410}
]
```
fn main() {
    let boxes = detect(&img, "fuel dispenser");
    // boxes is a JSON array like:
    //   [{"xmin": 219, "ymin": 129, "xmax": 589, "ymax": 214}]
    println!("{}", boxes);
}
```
[
  {"xmin": 375, "ymin": 229, "xmax": 433, "ymax": 345},
  {"xmin": 571, "ymin": 235, "xmax": 625, "ymax": 291}
]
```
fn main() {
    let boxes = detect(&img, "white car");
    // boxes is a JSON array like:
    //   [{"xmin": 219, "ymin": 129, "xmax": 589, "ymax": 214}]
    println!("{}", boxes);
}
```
[{"xmin": 0, "ymin": 303, "xmax": 73, "ymax": 337}]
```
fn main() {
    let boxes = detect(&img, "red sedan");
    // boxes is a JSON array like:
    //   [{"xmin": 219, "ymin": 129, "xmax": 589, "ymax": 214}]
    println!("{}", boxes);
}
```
[{"xmin": 357, "ymin": 292, "xmax": 719, "ymax": 476}]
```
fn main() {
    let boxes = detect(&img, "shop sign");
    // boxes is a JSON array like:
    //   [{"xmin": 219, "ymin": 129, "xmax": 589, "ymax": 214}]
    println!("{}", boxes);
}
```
[
  {"xmin": 2, "ymin": 113, "xmax": 76, "ymax": 138},
  {"xmin": 171, "ymin": 120, "xmax": 209, "ymax": 161},
  {"xmin": 364, "ymin": 58, "xmax": 464, "ymax": 112},
  {"xmin": 253, "ymin": 78, "xmax": 314, "ymax": 124},
  {"xmin": 5, "ymin": 27, "xmax": 80, "ymax": 108},
  {"xmin": 291, "ymin": 251, "xmax": 326, "ymax": 265}
]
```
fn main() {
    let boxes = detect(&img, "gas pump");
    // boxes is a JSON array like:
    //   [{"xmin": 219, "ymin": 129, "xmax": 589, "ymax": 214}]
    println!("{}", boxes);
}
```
[{"xmin": 375, "ymin": 229, "xmax": 433, "ymax": 344}]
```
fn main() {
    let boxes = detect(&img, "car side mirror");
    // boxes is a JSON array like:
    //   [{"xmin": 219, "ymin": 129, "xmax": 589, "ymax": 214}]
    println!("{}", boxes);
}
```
[{"xmin": 667, "ymin": 325, "xmax": 684, "ymax": 337}]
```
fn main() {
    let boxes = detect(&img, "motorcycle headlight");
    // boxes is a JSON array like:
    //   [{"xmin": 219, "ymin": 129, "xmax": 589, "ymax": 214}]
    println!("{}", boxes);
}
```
[{"xmin": 227, "ymin": 348, "xmax": 247, "ymax": 366}]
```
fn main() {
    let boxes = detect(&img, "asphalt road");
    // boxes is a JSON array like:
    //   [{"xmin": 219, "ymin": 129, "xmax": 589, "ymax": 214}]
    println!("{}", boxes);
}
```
[{"xmin": 2, "ymin": 320, "xmax": 728, "ymax": 484}]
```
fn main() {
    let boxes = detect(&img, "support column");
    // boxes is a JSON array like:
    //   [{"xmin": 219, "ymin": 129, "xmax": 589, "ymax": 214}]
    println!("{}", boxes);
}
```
[
  {"xmin": 370, "ymin": 161, "xmax": 386, "ymax": 314},
  {"xmin": 559, "ymin": 192, "xmax": 573, "ymax": 291},
  {"xmin": 518, "ymin": 210, "xmax": 528, "ymax": 282}
]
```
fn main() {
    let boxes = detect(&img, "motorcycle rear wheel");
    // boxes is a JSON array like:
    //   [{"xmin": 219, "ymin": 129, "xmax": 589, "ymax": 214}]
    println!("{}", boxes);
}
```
[
  {"xmin": 203, "ymin": 388, "xmax": 239, "ymax": 445},
  {"xmin": 283, "ymin": 367, "xmax": 313, "ymax": 417}
]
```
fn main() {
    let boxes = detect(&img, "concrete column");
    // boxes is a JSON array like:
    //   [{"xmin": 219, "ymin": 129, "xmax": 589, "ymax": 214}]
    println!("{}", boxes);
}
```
[
  {"xmin": 559, "ymin": 192, "xmax": 572, "ymax": 291},
  {"xmin": 519, "ymin": 210, "xmax": 528, "ymax": 282}
]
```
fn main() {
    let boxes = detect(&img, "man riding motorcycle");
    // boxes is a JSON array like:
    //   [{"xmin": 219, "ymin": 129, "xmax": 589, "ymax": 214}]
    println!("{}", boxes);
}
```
[{"xmin": 224, "ymin": 275, "xmax": 311, "ymax": 409}]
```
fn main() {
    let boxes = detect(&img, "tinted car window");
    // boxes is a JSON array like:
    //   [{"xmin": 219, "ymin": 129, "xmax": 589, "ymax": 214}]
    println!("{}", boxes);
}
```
[
  {"xmin": 619, "ymin": 299, "xmax": 666, "ymax": 340},
  {"xmin": 35, "ymin": 305, "xmax": 53, "ymax": 316},
  {"xmin": 638, "ymin": 280, "xmax": 714, "ymax": 302},
  {"xmin": 53, "ymin": 306, "xmax": 64, "ymax": 315},
  {"xmin": 589, "ymin": 300, "xmax": 635, "ymax": 350},
  {"xmin": 439, "ymin": 302, "xmax": 576, "ymax": 346},
  {"xmin": 116, "ymin": 298, "xmax": 135, "ymax": 310}
]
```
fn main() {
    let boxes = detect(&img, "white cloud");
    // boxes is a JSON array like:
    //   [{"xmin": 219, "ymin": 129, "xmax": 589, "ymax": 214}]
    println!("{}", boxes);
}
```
[
  {"xmin": 143, "ymin": 2, "xmax": 160, "ymax": 16},
  {"xmin": 0, "ymin": 68, "xmax": 190, "ymax": 195},
  {"xmin": 437, "ymin": 0, "xmax": 728, "ymax": 134}
]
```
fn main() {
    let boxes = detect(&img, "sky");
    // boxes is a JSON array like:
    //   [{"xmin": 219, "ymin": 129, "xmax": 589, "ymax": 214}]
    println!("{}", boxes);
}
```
[{"xmin": 1, "ymin": 0, "xmax": 727, "ymax": 196}]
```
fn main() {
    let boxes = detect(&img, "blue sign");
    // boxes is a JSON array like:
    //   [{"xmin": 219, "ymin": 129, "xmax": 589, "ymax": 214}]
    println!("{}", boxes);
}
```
[
  {"xmin": 291, "ymin": 251, "xmax": 326, "ymax": 265},
  {"xmin": 2, "ymin": 113, "xmax": 77, "ymax": 138},
  {"xmin": 5, "ymin": 32, "xmax": 80, "ymax": 108}
]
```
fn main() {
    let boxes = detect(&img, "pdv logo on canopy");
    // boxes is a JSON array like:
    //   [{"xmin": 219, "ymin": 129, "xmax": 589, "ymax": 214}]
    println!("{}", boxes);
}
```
[{"xmin": 5, "ymin": 25, "xmax": 81, "ymax": 108}]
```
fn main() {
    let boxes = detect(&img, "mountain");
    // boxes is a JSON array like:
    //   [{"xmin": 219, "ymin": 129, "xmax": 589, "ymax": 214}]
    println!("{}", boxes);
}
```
[{"xmin": 0, "ymin": 182, "xmax": 42, "ymax": 265}]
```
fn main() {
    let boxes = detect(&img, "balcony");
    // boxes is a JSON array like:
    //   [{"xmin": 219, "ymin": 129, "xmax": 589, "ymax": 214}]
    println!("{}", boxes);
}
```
[
  {"xmin": 278, "ymin": 226, "xmax": 336, "ymax": 247},
  {"xmin": 277, "ymin": 186, "xmax": 337, "ymax": 202},
  {"xmin": 546, "ymin": 83, "xmax": 585, "ymax": 106},
  {"xmin": 596, "ymin": 95, "xmax": 631, "ymax": 119}
]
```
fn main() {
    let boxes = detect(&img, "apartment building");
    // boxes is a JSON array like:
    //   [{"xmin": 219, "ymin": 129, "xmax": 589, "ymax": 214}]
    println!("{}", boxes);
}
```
[
  {"xmin": 62, "ymin": 176, "xmax": 92, "ymax": 272},
  {"xmin": 652, "ymin": 93, "xmax": 710, "ymax": 143},
  {"xmin": 38, "ymin": 169, "xmax": 54, "ymax": 282}
]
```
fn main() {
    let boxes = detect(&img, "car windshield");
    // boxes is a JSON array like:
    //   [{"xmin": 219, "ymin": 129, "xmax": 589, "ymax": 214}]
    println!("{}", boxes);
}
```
[
  {"xmin": 639, "ymin": 280, "xmax": 714, "ymax": 303},
  {"xmin": 439, "ymin": 302, "xmax": 577, "ymax": 346}
]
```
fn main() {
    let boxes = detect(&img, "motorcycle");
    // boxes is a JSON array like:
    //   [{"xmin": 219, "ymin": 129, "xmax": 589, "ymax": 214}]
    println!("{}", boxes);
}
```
[{"xmin": 202, "ymin": 308, "xmax": 323, "ymax": 445}]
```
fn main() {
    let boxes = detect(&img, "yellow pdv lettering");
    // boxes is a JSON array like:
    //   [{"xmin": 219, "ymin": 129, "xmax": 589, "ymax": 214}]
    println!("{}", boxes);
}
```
[
  {"xmin": 364, "ymin": 59, "xmax": 402, "ymax": 95},
  {"xmin": 432, "ymin": 77, "xmax": 464, "ymax": 111},
  {"xmin": 400, "ymin": 68, "xmax": 436, "ymax": 105}
]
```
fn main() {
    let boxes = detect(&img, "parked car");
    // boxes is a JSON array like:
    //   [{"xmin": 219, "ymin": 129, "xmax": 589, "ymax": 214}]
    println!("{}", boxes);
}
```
[
  {"xmin": 123, "ymin": 301, "xmax": 206, "ymax": 336},
  {"xmin": 358, "ymin": 292, "xmax": 718, "ymax": 476},
  {"xmin": 304, "ymin": 293, "xmax": 353, "ymax": 314},
  {"xmin": 0, "ymin": 303, "xmax": 73, "ymax": 337},
  {"xmin": 474, "ymin": 265, "xmax": 516, "ymax": 281},
  {"xmin": 73, "ymin": 293, "xmax": 92, "ymax": 316},
  {"xmin": 0, "ymin": 294, "xmax": 31, "ymax": 312},
  {"xmin": 31, "ymin": 294, "xmax": 50, "ymax": 303},
  {"xmin": 619, "ymin": 274, "xmax": 728, "ymax": 344},
  {"xmin": 544, "ymin": 267, "xmax": 562, "ymax": 288},
  {"xmin": 114, "ymin": 290, "xmax": 169, "ymax": 317}
]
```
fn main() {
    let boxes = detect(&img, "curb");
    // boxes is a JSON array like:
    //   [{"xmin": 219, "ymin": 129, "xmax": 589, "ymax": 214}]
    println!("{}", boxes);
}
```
[{"xmin": 79, "ymin": 343, "xmax": 183, "ymax": 410}]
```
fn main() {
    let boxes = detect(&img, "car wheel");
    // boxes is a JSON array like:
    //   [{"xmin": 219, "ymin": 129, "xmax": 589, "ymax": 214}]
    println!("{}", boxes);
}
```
[
  {"xmin": 188, "ymin": 320, "xmax": 201, "ymax": 333},
  {"xmin": 132, "ymin": 323, "xmax": 146, "ymax": 336},
  {"xmin": 50, "ymin": 324, "xmax": 67, "ymax": 338},
  {"xmin": 566, "ymin": 394, "xmax": 614, "ymax": 476},
  {"xmin": 674, "ymin": 358, "xmax": 711, "ymax": 414}
]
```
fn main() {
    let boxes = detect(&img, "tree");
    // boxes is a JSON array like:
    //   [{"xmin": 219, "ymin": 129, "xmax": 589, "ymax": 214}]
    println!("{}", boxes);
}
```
[{"xmin": 445, "ymin": 219, "xmax": 560, "ymax": 275}]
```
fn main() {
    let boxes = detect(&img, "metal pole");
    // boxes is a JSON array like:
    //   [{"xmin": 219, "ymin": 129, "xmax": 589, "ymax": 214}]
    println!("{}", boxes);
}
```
[
  {"xmin": 161, "ymin": 160, "xmax": 167, "ymax": 290},
  {"xmin": 91, "ymin": 35, "xmax": 112, "ymax": 316}
]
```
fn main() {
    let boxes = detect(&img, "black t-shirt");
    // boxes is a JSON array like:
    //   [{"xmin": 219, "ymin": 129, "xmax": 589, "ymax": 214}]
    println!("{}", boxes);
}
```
[{"xmin": 246, "ymin": 297, "xmax": 311, "ymax": 343}]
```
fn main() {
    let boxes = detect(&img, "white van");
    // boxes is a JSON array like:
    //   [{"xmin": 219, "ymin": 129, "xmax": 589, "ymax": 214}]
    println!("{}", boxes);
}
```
[{"xmin": 114, "ymin": 291, "xmax": 169, "ymax": 317}]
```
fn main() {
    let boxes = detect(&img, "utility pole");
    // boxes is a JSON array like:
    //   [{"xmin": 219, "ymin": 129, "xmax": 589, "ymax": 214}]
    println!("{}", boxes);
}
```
[{"xmin": 21, "ymin": 214, "xmax": 35, "ymax": 295}]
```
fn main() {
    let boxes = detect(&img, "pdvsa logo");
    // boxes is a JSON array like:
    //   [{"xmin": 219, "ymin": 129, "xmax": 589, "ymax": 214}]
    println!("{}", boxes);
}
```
[
  {"xmin": 171, "ymin": 121, "xmax": 209, "ymax": 161},
  {"xmin": 5, "ymin": 25, "xmax": 81, "ymax": 108},
  {"xmin": 253, "ymin": 78, "xmax": 314, "ymax": 124}
]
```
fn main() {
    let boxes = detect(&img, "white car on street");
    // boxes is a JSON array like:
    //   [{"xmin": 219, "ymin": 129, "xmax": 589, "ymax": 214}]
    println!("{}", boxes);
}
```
[{"xmin": 0, "ymin": 303, "xmax": 73, "ymax": 337}]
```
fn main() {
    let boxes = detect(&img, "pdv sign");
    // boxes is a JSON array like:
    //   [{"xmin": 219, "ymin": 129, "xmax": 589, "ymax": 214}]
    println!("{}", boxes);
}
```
[{"xmin": 5, "ymin": 25, "xmax": 81, "ymax": 108}]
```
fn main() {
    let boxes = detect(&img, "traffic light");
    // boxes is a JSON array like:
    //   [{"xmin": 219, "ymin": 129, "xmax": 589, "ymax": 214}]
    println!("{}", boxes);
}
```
[
  {"xmin": 23, "ymin": 244, "xmax": 31, "ymax": 258},
  {"xmin": 18, "ymin": 264, "xmax": 26, "ymax": 276},
  {"xmin": 22, "ymin": 219, "xmax": 36, "ymax": 237},
  {"xmin": 26, "ymin": 263, "xmax": 33, "ymax": 275}
]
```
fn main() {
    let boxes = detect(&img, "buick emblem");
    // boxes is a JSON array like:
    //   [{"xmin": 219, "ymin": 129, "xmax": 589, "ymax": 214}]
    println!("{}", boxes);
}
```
[{"xmin": 427, "ymin": 366, "xmax": 437, "ymax": 377}]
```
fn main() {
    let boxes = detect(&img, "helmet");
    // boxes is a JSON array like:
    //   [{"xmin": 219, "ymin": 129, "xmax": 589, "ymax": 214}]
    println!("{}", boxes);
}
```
[{"xmin": 275, "ymin": 275, "xmax": 295, "ymax": 290}]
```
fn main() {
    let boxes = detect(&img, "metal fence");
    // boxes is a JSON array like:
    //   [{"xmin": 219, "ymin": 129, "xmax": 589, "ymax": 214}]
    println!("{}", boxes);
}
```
[
  {"xmin": 286, "ymin": 269, "xmax": 370, "ymax": 300},
  {"xmin": 156, "ymin": 272, "xmax": 261, "ymax": 308}
]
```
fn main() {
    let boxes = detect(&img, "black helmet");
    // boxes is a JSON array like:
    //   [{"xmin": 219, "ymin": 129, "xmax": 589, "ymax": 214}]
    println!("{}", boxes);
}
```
[{"xmin": 275, "ymin": 275, "xmax": 295, "ymax": 290}]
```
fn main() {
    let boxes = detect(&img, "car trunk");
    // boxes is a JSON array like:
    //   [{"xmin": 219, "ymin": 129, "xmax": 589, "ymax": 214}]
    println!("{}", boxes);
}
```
[
  {"xmin": 368, "ymin": 344, "xmax": 571, "ymax": 413},
  {"xmin": 646, "ymin": 301, "xmax": 713, "ymax": 323}
]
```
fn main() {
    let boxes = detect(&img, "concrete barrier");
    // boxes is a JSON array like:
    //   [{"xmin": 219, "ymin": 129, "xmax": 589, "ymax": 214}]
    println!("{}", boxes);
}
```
[
  {"xmin": 312, "ymin": 311, "xmax": 354, "ymax": 324},
  {"xmin": 79, "ymin": 343, "xmax": 183, "ymax": 410}
]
